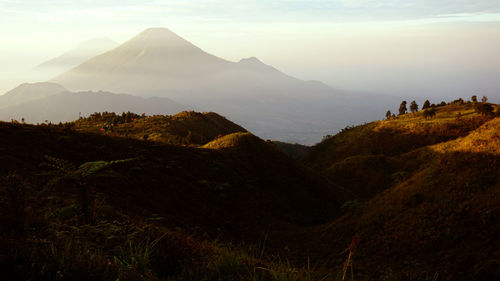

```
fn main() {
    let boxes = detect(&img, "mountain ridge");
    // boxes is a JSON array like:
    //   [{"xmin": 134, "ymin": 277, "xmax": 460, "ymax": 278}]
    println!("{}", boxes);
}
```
[
  {"xmin": 0, "ymin": 89, "xmax": 189, "ymax": 124},
  {"xmin": 0, "ymin": 82, "xmax": 67, "ymax": 109}
]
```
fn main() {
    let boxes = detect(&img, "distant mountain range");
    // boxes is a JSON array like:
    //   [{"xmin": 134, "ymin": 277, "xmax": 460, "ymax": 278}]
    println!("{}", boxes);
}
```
[
  {"xmin": 1, "ymin": 27, "xmax": 399, "ymax": 144},
  {"xmin": 0, "ymin": 83, "xmax": 188, "ymax": 123}
]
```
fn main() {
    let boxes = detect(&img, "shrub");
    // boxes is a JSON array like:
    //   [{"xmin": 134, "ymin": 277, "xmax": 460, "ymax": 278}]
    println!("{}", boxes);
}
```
[{"xmin": 474, "ymin": 103, "xmax": 494, "ymax": 116}]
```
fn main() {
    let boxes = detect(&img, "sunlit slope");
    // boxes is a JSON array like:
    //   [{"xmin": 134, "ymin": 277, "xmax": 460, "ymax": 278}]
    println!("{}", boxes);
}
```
[
  {"xmin": 319, "ymin": 117, "xmax": 500, "ymax": 281},
  {"xmin": 72, "ymin": 111, "xmax": 246, "ymax": 146},
  {"xmin": 304, "ymin": 103, "xmax": 496, "ymax": 170}
]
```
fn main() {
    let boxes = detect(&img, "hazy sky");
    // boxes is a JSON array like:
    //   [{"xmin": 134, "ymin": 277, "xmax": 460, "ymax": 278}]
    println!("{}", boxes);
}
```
[{"xmin": 1, "ymin": 0, "xmax": 500, "ymax": 101}]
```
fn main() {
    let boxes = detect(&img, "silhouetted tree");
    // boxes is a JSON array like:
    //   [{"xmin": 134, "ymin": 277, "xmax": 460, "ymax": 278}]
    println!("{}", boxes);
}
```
[
  {"xmin": 481, "ymin": 96, "xmax": 488, "ymax": 103},
  {"xmin": 439, "ymin": 101, "xmax": 446, "ymax": 106},
  {"xmin": 410, "ymin": 101, "xmax": 418, "ymax": 113},
  {"xmin": 422, "ymin": 100, "xmax": 430, "ymax": 109},
  {"xmin": 385, "ymin": 110, "xmax": 392, "ymax": 119},
  {"xmin": 471, "ymin": 95, "xmax": 477, "ymax": 102},
  {"xmin": 398, "ymin": 101, "xmax": 407, "ymax": 115}
]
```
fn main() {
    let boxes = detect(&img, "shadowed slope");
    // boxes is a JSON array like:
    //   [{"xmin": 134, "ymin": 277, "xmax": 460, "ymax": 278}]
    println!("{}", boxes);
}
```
[{"xmin": 0, "ymin": 121, "xmax": 343, "ymax": 242}]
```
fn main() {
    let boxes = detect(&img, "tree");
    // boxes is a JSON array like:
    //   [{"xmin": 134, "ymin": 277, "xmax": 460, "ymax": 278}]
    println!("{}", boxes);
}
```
[
  {"xmin": 410, "ymin": 101, "xmax": 418, "ymax": 113},
  {"xmin": 398, "ymin": 101, "xmax": 407, "ymax": 115},
  {"xmin": 482, "ymin": 96, "xmax": 488, "ymax": 103},
  {"xmin": 423, "ymin": 108, "xmax": 436, "ymax": 119},
  {"xmin": 385, "ymin": 110, "xmax": 392, "ymax": 119},
  {"xmin": 422, "ymin": 100, "xmax": 430, "ymax": 110},
  {"xmin": 471, "ymin": 95, "xmax": 477, "ymax": 102}
]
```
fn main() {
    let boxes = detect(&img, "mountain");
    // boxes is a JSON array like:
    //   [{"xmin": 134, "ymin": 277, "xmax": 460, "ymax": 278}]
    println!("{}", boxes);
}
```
[
  {"xmin": 51, "ymin": 27, "xmax": 398, "ymax": 144},
  {"xmin": 35, "ymin": 37, "xmax": 118, "ymax": 75},
  {"xmin": 0, "ymin": 82, "xmax": 67, "ymax": 109},
  {"xmin": 0, "ymin": 89, "xmax": 189, "ymax": 124}
]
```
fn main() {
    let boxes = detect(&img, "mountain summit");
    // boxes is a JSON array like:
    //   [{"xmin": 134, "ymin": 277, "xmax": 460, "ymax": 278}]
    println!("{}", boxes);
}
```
[
  {"xmin": 125, "ymin": 27, "xmax": 203, "ymax": 51},
  {"xmin": 52, "ymin": 27, "xmax": 234, "ymax": 97}
]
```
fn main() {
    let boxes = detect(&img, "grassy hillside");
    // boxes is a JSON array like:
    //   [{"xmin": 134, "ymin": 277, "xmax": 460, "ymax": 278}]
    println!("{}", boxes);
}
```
[
  {"xmin": 70, "ymin": 111, "xmax": 246, "ymax": 146},
  {"xmin": 0, "ymin": 120, "xmax": 343, "ymax": 280},
  {"xmin": 1, "ymin": 102, "xmax": 498, "ymax": 281},
  {"xmin": 303, "ymin": 103, "xmax": 498, "ymax": 202},
  {"xmin": 304, "ymin": 103, "xmax": 497, "ymax": 170},
  {"xmin": 315, "ymin": 117, "xmax": 500, "ymax": 281}
]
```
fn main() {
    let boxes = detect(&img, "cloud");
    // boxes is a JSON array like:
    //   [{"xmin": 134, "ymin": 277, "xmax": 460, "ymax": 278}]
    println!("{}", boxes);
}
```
[{"xmin": 2, "ymin": 0, "xmax": 500, "ymax": 24}]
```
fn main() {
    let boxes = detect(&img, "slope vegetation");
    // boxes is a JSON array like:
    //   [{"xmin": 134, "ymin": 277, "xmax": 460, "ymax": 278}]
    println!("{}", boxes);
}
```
[
  {"xmin": 72, "ymin": 111, "xmax": 247, "ymax": 146},
  {"xmin": 0, "ymin": 118, "xmax": 345, "ymax": 280},
  {"xmin": 0, "ymin": 121, "xmax": 341, "ymax": 237},
  {"xmin": 304, "ymin": 103, "xmax": 494, "ymax": 170},
  {"xmin": 317, "ymin": 117, "xmax": 500, "ymax": 281},
  {"xmin": 303, "ymin": 103, "xmax": 498, "ymax": 200}
]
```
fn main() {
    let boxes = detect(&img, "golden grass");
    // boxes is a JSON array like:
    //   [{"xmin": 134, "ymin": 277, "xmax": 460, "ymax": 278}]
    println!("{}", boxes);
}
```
[{"xmin": 202, "ymin": 132, "xmax": 257, "ymax": 149}]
